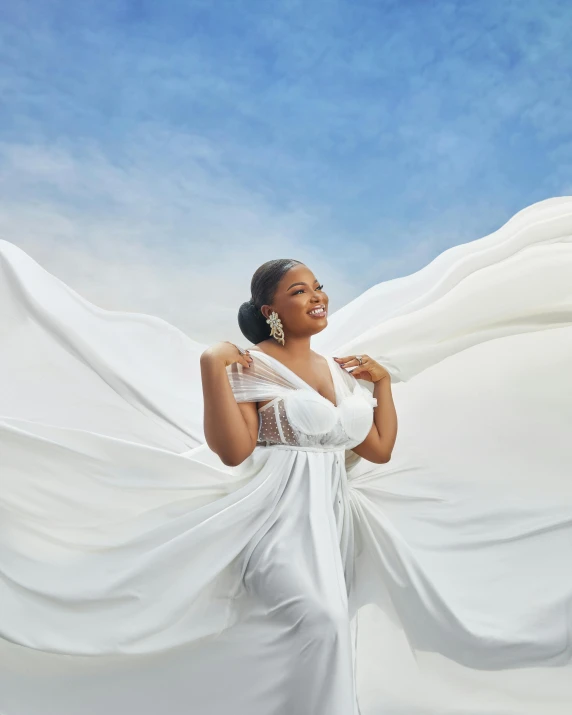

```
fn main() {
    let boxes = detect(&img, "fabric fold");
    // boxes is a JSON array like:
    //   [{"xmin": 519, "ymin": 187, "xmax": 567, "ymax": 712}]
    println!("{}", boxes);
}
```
[{"xmin": 1, "ymin": 196, "xmax": 572, "ymax": 713}]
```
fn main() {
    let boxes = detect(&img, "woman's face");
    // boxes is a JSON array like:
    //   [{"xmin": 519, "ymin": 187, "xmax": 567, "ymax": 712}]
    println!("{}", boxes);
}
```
[{"xmin": 261, "ymin": 264, "xmax": 329, "ymax": 338}]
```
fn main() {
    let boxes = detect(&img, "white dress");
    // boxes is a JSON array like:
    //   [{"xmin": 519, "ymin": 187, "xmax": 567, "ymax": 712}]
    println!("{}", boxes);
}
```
[
  {"xmin": 223, "ymin": 350, "xmax": 378, "ymax": 715},
  {"xmin": 1, "ymin": 196, "xmax": 572, "ymax": 714}
]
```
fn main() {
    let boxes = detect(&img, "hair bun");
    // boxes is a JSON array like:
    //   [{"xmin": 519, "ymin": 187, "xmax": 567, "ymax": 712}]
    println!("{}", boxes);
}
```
[{"xmin": 238, "ymin": 297, "xmax": 267, "ymax": 344}]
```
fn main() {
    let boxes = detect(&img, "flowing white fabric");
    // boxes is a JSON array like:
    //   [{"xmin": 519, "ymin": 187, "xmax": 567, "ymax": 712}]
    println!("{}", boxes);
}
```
[{"xmin": 1, "ymin": 196, "xmax": 572, "ymax": 714}]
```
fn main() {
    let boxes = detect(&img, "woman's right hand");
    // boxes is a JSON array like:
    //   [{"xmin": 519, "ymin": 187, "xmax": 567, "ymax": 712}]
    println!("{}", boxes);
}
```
[{"xmin": 200, "ymin": 341, "xmax": 253, "ymax": 369}]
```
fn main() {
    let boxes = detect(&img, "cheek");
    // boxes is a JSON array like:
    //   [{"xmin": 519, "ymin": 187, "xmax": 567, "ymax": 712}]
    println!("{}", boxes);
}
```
[{"xmin": 283, "ymin": 301, "xmax": 308, "ymax": 321}]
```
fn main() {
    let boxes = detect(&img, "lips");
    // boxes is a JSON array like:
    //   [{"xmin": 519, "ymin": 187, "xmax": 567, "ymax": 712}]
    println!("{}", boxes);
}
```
[{"xmin": 308, "ymin": 306, "xmax": 327, "ymax": 317}]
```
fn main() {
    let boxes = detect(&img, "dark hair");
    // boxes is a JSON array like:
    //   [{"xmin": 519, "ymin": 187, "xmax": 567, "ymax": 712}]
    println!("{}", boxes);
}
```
[{"xmin": 237, "ymin": 259, "xmax": 304, "ymax": 344}]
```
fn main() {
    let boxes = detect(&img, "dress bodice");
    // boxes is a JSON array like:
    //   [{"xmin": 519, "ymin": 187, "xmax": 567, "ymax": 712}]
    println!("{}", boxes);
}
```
[
  {"xmin": 226, "ymin": 352, "xmax": 377, "ymax": 451},
  {"xmin": 256, "ymin": 385, "xmax": 376, "ymax": 450}
]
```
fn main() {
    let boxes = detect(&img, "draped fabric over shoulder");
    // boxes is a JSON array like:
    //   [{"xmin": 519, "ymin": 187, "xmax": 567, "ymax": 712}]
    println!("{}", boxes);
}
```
[{"xmin": 1, "ymin": 196, "xmax": 572, "ymax": 714}]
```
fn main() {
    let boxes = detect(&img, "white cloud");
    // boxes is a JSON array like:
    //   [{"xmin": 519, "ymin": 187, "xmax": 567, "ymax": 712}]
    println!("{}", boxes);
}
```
[
  {"xmin": 3, "ymin": 2, "xmax": 571, "ymax": 349},
  {"xmin": 0, "ymin": 131, "xmax": 360, "ymax": 345}
]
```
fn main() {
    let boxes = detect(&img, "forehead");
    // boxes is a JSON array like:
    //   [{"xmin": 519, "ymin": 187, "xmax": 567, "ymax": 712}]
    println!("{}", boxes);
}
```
[{"xmin": 278, "ymin": 264, "xmax": 317, "ymax": 289}]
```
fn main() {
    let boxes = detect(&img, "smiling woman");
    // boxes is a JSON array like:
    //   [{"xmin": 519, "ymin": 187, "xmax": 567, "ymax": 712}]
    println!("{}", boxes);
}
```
[
  {"xmin": 206, "ymin": 258, "xmax": 395, "ymax": 474},
  {"xmin": 1, "ymin": 197, "xmax": 572, "ymax": 715},
  {"xmin": 237, "ymin": 260, "xmax": 329, "ymax": 343},
  {"xmin": 200, "ymin": 255, "xmax": 395, "ymax": 714}
]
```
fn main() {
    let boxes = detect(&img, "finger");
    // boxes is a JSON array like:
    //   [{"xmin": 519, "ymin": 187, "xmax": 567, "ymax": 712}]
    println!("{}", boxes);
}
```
[
  {"xmin": 240, "ymin": 350, "xmax": 253, "ymax": 367},
  {"xmin": 335, "ymin": 355, "xmax": 370, "ymax": 365},
  {"xmin": 350, "ymin": 368, "xmax": 367, "ymax": 379},
  {"xmin": 336, "ymin": 357, "xmax": 359, "ymax": 366},
  {"xmin": 351, "ymin": 356, "xmax": 371, "ymax": 366},
  {"xmin": 339, "ymin": 358, "xmax": 368, "ymax": 369}
]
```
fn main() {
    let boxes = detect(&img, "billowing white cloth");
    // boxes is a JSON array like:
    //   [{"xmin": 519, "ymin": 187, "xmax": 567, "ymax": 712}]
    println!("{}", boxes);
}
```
[{"xmin": 1, "ymin": 196, "xmax": 572, "ymax": 714}]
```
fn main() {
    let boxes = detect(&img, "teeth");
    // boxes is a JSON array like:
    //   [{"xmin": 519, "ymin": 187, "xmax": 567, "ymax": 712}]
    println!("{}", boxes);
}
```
[{"xmin": 309, "ymin": 308, "xmax": 325, "ymax": 315}]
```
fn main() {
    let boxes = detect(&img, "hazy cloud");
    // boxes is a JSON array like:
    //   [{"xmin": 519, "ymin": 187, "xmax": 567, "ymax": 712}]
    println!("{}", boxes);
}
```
[{"xmin": 0, "ymin": 0, "xmax": 570, "ymax": 341}]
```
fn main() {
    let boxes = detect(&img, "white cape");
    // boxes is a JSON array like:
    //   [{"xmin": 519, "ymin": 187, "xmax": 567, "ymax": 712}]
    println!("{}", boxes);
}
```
[{"xmin": 1, "ymin": 196, "xmax": 572, "ymax": 714}]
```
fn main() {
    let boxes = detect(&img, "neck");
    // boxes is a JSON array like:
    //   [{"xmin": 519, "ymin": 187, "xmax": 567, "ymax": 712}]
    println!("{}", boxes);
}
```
[{"xmin": 264, "ymin": 335, "xmax": 312, "ymax": 361}]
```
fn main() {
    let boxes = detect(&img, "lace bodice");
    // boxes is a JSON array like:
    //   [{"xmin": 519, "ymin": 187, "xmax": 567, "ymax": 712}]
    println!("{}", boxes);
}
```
[{"xmin": 226, "ymin": 352, "xmax": 377, "ymax": 451}]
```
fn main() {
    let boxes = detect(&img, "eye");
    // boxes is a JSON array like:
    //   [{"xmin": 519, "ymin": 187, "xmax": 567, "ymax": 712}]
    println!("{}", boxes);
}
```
[{"xmin": 293, "ymin": 283, "xmax": 324, "ymax": 296}]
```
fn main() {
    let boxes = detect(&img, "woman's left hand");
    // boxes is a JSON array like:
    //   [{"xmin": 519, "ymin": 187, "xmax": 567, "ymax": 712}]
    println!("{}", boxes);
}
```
[{"xmin": 333, "ymin": 354, "xmax": 390, "ymax": 383}]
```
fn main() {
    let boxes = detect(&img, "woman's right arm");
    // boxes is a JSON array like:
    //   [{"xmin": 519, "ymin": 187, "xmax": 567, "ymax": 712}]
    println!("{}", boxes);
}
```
[{"xmin": 200, "ymin": 343, "xmax": 259, "ymax": 467}]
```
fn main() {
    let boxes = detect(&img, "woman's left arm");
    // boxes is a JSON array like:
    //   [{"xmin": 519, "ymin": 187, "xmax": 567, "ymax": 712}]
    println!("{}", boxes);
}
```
[{"xmin": 334, "ymin": 354, "xmax": 398, "ymax": 464}]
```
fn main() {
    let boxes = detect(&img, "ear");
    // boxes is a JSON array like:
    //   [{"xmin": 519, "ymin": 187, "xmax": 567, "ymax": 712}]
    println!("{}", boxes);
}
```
[{"xmin": 260, "ymin": 305, "xmax": 270, "ymax": 320}]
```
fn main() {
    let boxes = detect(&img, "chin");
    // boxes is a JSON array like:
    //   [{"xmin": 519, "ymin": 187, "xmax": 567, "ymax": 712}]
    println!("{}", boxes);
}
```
[{"xmin": 309, "ymin": 320, "xmax": 328, "ymax": 335}]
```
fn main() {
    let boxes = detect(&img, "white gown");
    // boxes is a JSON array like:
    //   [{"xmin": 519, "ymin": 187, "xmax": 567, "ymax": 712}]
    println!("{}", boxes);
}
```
[{"xmin": 1, "ymin": 196, "xmax": 572, "ymax": 714}]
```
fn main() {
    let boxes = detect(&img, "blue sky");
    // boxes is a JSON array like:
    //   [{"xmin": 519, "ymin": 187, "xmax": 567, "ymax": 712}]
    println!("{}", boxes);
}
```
[{"xmin": 1, "ymin": 0, "xmax": 571, "ymax": 342}]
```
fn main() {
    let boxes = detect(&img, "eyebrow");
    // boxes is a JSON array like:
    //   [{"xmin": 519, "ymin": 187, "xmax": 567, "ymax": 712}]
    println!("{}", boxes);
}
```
[{"xmin": 287, "ymin": 279, "xmax": 319, "ymax": 290}]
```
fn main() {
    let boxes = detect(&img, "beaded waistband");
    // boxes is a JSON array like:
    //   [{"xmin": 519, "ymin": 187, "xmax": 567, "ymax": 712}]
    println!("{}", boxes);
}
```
[{"xmin": 255, "ymin": 443, "xmax": 346, "ymax": 453}]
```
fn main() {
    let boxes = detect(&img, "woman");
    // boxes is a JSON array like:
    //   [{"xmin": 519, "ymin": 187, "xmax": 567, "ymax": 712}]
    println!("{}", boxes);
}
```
[
  {"xmin": 1, "ymin": 196, "xmax": 572, "ymax": 715},
  {"xmin": 199, "ymin": 259, "xmax": 397, "ymax": 714}
]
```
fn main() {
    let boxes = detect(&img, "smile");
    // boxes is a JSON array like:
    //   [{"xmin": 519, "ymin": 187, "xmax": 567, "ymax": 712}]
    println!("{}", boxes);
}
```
[{"xmin": 308, "ymin": 306, "xmax": 327, "ymax": 318}]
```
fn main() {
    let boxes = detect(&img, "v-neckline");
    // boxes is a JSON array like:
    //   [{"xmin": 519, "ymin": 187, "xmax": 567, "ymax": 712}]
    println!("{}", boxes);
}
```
[{"xmin": 249, "ymin": 350, "xmax": 340, "ymax": 408}]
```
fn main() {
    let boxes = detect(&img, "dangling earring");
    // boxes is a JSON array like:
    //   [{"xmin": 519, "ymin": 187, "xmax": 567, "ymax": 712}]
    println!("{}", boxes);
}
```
[{"xmin": 266, "ymin": 310, "xmax": 285, "ymax": 345}]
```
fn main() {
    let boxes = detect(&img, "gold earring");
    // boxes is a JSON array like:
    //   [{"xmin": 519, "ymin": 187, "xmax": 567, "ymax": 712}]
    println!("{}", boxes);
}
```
[{"xmin": 266, "ymin": 310, "xmax": 285, "ymax": 345}]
